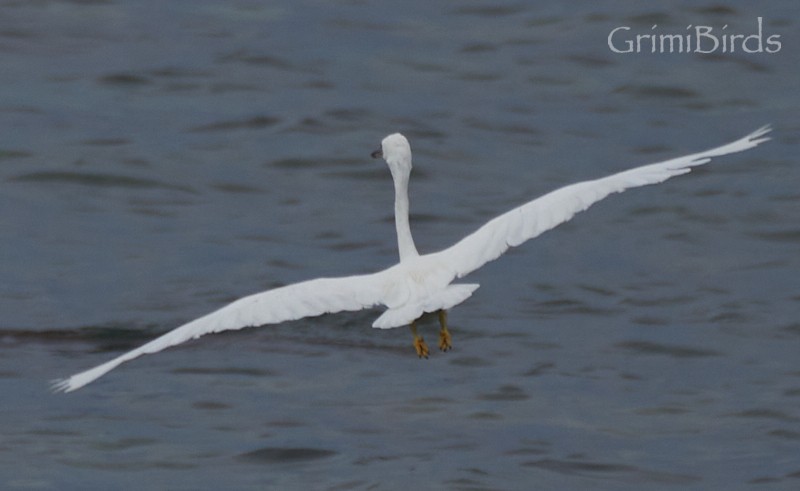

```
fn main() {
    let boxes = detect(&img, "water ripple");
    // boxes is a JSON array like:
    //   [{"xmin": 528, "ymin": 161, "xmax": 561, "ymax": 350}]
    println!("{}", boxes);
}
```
[
  {"xmin": 524, "ymin": 458, "xmax": 701, "ymax": 484},
  {"xmin": 8, "ymin": 171, "xmax": 195, "ymax": 193},
  {"xmin": 188, "ymin": 115, "xmax": 280, "ymax": 133},
  {"xmin": 238, "ymin": 447, "xmax": 337, "ymax": 464},
  {"xmin": 615, "ymin": 340, "xmax": 721, "ymax": 358}
]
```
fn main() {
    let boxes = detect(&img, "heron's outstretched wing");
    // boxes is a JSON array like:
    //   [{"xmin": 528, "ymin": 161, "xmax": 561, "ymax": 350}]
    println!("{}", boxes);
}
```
[
  {"xmin": 53, "ymin": 272, "xmax": 388, "ymax": 392},
  {"xmin": 434, "ymin": 125, "xmax": 771, "ymax": 279}
]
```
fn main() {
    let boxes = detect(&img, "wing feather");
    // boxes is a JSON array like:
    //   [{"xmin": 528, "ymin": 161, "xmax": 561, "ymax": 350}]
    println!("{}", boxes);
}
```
[
  {"xmin": 52, "ymin": 272, "xmax": 387, "ymax": 392},
  {"xmin": 435, "ymin": 125, "xmax": 771, "ymax": 279}
]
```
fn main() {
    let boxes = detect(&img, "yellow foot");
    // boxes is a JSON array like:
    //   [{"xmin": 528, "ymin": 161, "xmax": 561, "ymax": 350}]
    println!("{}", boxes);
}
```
[
  {"xmin": 409, "ymin": 322, "xmax": 429, "ymax": 359},
  {"xmin": 414, "ymin": 336, "xmax": 430, "ymax": 359},
  {"xmin": 437, "ymin": 310, "xmax": 452, "ymax": 352},
  {"xmin": 438, "ymin": 328, "xmax": 452, "ymax": 352}
]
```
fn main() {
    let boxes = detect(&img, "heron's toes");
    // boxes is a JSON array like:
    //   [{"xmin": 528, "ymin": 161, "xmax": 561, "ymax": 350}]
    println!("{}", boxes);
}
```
[
  {"xmin": 438, "ymin": 329, "xmax": 452, "ymax": 352},
  {"xmin": 414, "ymin": 337, "xmax": 430, "ymax": 359}
]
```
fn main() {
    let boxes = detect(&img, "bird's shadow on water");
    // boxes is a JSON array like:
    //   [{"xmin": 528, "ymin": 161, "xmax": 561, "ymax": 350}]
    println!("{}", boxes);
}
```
[
  {"xmin": 30, "ymin": 310, "xmax": 430, "ymax": 366},
  {"xmin": 0, "ymin": 324, "xmax": 161, "ymax": 354}
]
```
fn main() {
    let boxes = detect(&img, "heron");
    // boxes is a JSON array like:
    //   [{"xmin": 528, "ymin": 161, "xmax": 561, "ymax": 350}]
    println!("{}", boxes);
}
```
[{"xmin": 53, "ymin": 125, "xmax": 771, "ymax": 392}]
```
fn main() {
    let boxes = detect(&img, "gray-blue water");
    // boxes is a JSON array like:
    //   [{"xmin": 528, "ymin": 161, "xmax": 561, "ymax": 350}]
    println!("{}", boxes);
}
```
[{"xmin": 1, "ymin": 1, "xmax": 798, "ymax": 489}]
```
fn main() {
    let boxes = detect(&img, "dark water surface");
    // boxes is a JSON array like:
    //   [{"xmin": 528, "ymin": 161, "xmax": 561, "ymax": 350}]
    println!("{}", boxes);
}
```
[{"xmin": 1, "ymin": 1, "xmax": 798, "ymax": 490}]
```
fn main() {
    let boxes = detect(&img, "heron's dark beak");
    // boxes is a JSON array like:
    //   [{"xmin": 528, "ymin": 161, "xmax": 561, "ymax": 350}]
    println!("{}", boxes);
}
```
[{"xmin": 371, "ymin": 148, "xmax": 382, "ymax": 159}]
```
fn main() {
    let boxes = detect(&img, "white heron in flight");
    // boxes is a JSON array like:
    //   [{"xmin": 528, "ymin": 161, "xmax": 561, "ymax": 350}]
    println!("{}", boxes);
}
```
[{"xmin": 53, "ymin": 125, "xmax": 771, "ymax": 392}]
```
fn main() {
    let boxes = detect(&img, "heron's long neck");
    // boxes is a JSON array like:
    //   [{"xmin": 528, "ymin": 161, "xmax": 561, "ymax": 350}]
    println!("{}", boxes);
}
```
[{"xmin": 392, "ymin": 167, "xmax": 419, "ymax": 262}]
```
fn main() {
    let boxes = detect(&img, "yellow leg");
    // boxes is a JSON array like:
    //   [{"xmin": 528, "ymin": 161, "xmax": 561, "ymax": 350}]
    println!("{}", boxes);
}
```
[
  {"xmin": 438, "ymin": 310, "xmax": 452, "ymax": 352},
  {"xmin": 410, "ymin": 321, "xmax": 429, "ymax": 358}
]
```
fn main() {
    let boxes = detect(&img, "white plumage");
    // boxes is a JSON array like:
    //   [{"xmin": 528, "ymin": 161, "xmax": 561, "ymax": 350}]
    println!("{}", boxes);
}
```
[{"xmin": 53, "ymin": 125, "xmax": 771, "ymax": 392}]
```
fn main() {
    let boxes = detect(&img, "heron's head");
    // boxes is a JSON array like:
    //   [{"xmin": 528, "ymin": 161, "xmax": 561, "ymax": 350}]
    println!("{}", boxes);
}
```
[{"xmin": 371, "ymin": 133, "xmax": 412, "ymax": 173}]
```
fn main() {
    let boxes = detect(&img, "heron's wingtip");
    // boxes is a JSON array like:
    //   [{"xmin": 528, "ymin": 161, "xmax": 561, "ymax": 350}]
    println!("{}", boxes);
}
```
[
  {"xmin": 748, "ymin": 124, "xmax": 773, "ymax": 146},
  {"xmin": 50, "ymin": 378, "xmax": 73, "ymax": 394}
]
